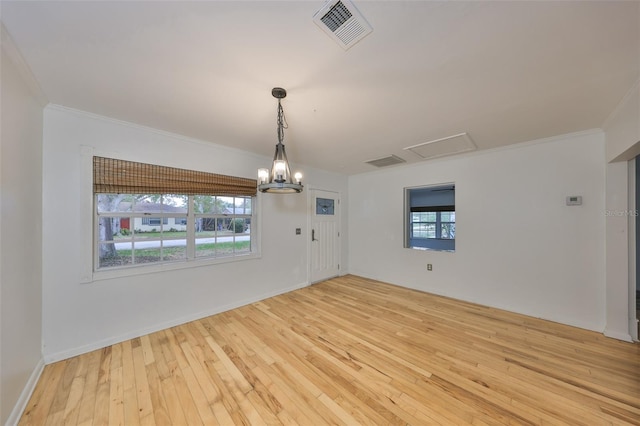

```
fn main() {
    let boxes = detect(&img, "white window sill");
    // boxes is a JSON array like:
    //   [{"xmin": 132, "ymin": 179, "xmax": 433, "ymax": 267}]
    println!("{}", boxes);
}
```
[{"xmin": 88, "ymin": 252, "xmax": 261, "ymax": 283}]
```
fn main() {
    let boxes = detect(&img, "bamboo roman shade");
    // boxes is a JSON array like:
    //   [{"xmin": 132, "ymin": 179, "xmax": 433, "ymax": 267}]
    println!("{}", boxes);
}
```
[{"xmin": 93, "ymin": 156, "xmax": 257, "ymax": 196}]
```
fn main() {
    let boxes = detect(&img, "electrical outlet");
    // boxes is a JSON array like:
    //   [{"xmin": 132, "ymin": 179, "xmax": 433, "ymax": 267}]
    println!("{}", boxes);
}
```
[
  {"xmin": 427, "ymin": 264, "xmax": 432, "ymax": 271},
  {"xmin": 295, "ymin": 228, "xmax": 301, "ymax": 235}
]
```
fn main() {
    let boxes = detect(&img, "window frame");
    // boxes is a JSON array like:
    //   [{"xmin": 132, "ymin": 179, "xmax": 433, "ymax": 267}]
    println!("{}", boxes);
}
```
[
  {"xmin": 410, "ymin": 210, "xmax": 456, "ymax": 240},
  {"xmin": 192, "ymin": 195, "xmax": 253, "ymax": 260},
  {"xmin": 141, "ymin": 217, "xmax": 169, "ymax": 226},
  {"xmin": 404, "ymin": 184, "xmax": 456, "ymax": 252},
  {"xmin": 94, "ymin": 194, "xmax": 258, "ymax": 274}
]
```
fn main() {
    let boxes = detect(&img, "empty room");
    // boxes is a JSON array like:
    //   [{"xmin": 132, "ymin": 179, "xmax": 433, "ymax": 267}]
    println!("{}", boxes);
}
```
[{"xmin": 1, "ymin": 1, "xmax": 639, "ymax": 425}]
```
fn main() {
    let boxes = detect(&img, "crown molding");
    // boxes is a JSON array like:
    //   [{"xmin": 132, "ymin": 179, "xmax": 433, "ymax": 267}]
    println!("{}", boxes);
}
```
[{"xmin": 1, "ymin": 22, "xmax": 48, "ymax": 107}]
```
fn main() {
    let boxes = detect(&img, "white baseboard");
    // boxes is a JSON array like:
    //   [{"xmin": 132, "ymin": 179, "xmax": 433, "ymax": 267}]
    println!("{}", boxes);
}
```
[
  {"xmin": 44, "ymin": 281, "xmax": 309, "ymax": 364},
  {"xmin": 603, "ymin": 329, "xmax": 634, "ymax": 343},
  {"xmin": 5, "ymin": 357, "xmax": 45, "ymax": 426}
]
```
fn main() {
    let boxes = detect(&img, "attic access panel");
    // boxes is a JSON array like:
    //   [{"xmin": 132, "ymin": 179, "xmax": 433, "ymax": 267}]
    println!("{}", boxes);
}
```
[{"xmin": 404, "ymin": 133, "xmax": 476, "ymax": 160}]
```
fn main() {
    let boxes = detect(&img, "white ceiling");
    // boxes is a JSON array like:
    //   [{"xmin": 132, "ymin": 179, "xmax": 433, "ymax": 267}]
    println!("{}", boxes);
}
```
[{"xmin": 2, "ymin": 0, "xmax": 638, "ymax": 175}]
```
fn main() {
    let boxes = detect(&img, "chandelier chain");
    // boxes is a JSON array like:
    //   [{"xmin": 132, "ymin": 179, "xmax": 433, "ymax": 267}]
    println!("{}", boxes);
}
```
[{"xmin": 277, "ymin": 100, "xmax": 288, "ymax": 144}]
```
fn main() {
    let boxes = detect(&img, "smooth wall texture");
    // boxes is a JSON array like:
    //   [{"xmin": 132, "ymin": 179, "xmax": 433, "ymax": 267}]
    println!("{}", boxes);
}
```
[
  {"xmin": 604, "ymin": 161, "xmax": 633, "ymax": 341},
  {"xmin": 42, "ymin": 106, "xmax": 347, "ymax": 361},
  {"xmin": 349, "ymin": 131, "xmax": 607, "ymax": 332},
  {"xmin": 603, "ymin": 79, "xmax": 640, "ymax": 342},
  {"xmin": 0, "ymin": 38, "xmax": 44, "ymax": 424},
  {"xmin": 606, "ymin": 80, "xmax": 640, "ymax": 162}
]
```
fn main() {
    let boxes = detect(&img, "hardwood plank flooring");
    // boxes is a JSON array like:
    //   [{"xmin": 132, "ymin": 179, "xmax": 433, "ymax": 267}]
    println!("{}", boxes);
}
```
[{"xmin": 19, "ymin": 275, "xmax": 640, "ymax": 425}]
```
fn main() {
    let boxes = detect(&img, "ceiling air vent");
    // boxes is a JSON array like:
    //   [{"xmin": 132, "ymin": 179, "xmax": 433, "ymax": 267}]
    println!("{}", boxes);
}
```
[
  {"xmin": 313, "ymin": 0, "xmax": 373, "ymax": 50},
  {"xmin": 404, "ymin": 133, "xmax": 476, "ymax": 161},
  {"xmin": 365, "ymin": 155, "xmax": 406, "ymax": 168}
]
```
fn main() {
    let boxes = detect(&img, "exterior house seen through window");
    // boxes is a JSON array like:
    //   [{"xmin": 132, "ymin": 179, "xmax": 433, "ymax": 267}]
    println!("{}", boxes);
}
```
[{"xmin": 404, "ymin": 184, "xmax": 455, "ymax": 252}]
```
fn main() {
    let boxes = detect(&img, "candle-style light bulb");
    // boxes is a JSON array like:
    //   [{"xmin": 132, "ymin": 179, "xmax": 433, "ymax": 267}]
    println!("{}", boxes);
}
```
[
  {"xmin": 274, "ymin": 160, "xmax": 286, "ymax": 179},
  {"xmin": 258, "ymin": 168, "xmax": 269, "ymax": 184}
]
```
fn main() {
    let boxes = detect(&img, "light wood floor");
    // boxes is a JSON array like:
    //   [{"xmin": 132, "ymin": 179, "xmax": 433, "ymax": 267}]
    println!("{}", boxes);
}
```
[{"xmin": 20, "ymin": 275, "xmax": 640, "ymax": 425}]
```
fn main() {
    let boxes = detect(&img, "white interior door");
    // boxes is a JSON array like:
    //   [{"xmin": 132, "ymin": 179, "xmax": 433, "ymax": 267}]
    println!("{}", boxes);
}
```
[{"xmin": 310, "ymin": 189, "xmax": 340, "ymax": 283}]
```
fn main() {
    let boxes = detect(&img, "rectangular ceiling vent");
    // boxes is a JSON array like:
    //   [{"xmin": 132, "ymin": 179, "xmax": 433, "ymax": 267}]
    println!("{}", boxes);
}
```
[
  {"xmin": 404, "ymin": 133, "xmax": 476, "ymax": 161},
  {"xmin": 365, "ymin": 155, "xmax": 406, "ymax": 168},
  {"xmin": 313, "ymin": 0, "xmax": 373, "ymax": 50}
]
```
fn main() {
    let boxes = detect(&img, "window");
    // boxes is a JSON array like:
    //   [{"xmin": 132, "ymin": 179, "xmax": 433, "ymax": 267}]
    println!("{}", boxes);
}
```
[
  {"xmin": 93, "ymin": 157, "xmax": 257, "ymax": 272},
  {"xmin": 404, "ymin": 184, "xmax": 455, "ymax": 251},
  {"xmin": 316, "ymin": 198, "xmax": 335, "ymax": 215},
  {"xmin": 141, "ymin": 217, "xmax": 168, "ymax": 226},
  {"xmin": 411, "ymin": 211, "xmax": 455, "ymax": 240},
  {"xmin": 193, "ymin": 195, "xmax": 252, "ymax": 259},
  {"xmin": 96, "ymin": 194, "xmax": 254, "ymax": 269}
]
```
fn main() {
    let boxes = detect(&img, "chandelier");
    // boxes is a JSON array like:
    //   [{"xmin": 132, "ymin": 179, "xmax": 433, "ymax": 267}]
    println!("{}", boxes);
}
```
[{"xmin": 257, "ymin": 87, "xmax": 303, "ymax": 194}]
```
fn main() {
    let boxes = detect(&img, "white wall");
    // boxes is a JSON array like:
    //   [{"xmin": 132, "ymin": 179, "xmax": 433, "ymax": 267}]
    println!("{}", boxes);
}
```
[
  {"xmin": 0, "ymin": 29, "xmax": 45, "ymax": 425},
  {"xmin": 603, "ymin": 79, "xmax": 640, "ymax": 342},
  {"xmin": 604, "ymin": 161, "xmax": 633, "ymax": 341},
  {"xmin": 349, "ymin": 131, "xmax": 607, "ymax": 332},
  {"xmin": 606, "ymin": 79, "xmax": 640, "ymax": 162},
  {"xmin": 42, "ymin": 106, "xmax": 348, "ymax": 361}
]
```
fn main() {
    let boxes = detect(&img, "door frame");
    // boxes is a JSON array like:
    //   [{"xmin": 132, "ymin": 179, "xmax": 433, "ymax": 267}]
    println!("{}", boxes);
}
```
[
  {"xmin": 630, "ymin": 158, "xmax": 639, "ymax": 341},
  {"xmin": 307, "ymin": 187, "xmax": 342, "ymax": 285}
]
